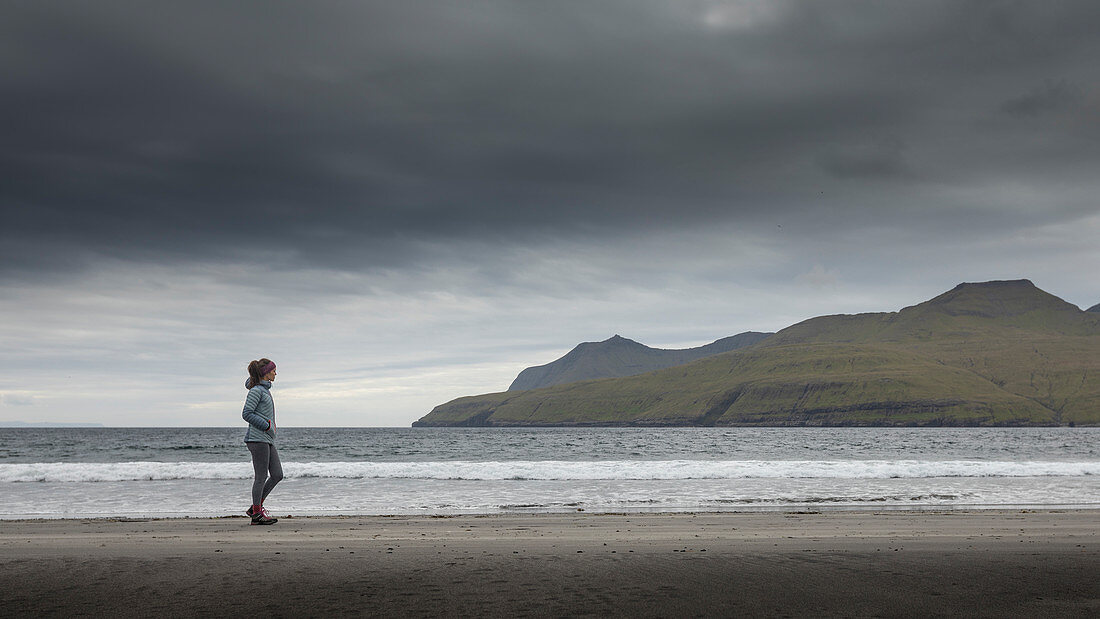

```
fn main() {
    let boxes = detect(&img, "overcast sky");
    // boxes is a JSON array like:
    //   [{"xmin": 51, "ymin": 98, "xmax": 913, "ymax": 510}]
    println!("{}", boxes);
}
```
[{"xmin": 3, "ymin": 1, "xmax": 1099, "ymax": 426}]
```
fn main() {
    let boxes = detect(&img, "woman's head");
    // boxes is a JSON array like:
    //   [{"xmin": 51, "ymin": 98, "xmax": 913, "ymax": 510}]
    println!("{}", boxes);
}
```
[{"xmin": 247, "ymin": 358, "xmax": 277, "ymax": 388}]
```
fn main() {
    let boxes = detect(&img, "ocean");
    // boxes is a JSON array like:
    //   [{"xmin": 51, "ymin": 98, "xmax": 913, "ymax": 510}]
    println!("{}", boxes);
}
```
[{"xmin": 0, "ymin": 427, "xmax": 1097, "ymax": 518}]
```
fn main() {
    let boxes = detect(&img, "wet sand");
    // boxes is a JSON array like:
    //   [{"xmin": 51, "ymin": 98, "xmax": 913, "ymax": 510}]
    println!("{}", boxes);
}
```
[{"xmin": 1, "ymin": 510, "xmax": 1098, "ymax": 617}]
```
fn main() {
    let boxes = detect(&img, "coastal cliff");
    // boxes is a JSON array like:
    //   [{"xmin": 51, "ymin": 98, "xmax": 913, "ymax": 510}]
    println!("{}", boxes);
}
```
[{"xmin": 415, "ymin": 280, "xmax": 1100, "ymax": 427}]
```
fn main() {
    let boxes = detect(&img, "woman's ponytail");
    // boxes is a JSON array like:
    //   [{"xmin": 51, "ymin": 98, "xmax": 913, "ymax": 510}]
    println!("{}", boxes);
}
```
[{"xmin": 246, "ymin": 358, "xmax": 272, "ymax": 389}]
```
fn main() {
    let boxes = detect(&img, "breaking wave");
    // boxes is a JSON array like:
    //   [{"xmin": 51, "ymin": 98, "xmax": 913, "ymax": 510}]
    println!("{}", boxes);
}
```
[{"xmin": 2, "ymin": 459, "xmax": 1097, "ymax": 483}]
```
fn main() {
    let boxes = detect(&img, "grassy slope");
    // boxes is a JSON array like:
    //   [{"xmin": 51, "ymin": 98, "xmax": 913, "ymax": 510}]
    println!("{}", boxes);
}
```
[
  {"xmin": 416, "ymin": 281, "xmax": 1100, "ymax": 426},
  {"xmin": 765, "ymin": 281, "xmax": 1100, "ymax": 424}
]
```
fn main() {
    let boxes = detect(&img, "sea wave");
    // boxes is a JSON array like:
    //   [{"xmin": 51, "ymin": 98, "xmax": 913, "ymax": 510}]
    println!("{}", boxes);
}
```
[{"xmin": 1, "ymin": 459, "xmax": 1097, "ymax": 483}]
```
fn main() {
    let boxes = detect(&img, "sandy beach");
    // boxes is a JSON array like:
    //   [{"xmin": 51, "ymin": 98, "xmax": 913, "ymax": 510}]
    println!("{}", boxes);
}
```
[{"xmin": 1, "ymin": 510, "xmax": 1098, "ymax": 617}]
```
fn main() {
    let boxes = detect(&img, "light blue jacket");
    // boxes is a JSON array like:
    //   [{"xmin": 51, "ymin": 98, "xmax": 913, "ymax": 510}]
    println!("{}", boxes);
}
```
[{"xmin": 242, "ymin": 379, "xmax": 276, "ymax": 444}]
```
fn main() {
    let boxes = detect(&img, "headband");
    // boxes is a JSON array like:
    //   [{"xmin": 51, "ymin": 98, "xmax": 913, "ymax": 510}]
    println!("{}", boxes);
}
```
[{"xmin": 259, "ymin": 362, "xmax": 276, "ymax": 375}]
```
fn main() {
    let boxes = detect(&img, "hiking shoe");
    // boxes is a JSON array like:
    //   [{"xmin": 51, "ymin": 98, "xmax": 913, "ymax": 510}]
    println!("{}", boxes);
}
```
[{"xmin": 251, "ymin": 511, "xmax": 277, "ymax": 525}]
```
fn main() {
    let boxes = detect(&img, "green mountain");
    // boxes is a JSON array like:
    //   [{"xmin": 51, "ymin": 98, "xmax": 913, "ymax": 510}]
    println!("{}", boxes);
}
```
[
  {"xmin": 509, "ymin": 332, "xmax": 772, "ymax": 391},
  {"xmin": 414, "ymin": 280, "xmax": 1100, "ymax": 427},
  {"xmin": 1088, "ymin": 303, "xmax": 1100, "ymax": 313}
]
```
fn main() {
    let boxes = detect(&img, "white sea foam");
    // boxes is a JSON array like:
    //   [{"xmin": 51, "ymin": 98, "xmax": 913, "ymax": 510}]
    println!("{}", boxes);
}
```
[{"xmin": 1, "ymin": 459, "xmax": 1097, "ymax": 483}]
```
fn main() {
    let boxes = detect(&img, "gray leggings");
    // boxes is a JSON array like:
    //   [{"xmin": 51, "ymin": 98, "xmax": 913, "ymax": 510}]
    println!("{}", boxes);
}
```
[{"xmin": 246, "ymin": 442, "xmax": 284, "ymax": 506}]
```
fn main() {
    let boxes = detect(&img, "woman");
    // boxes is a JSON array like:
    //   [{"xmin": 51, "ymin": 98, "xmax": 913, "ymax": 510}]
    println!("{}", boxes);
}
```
[{"xmin": 242, "ymin": 358, "xmax": 282, "ymax": 525}]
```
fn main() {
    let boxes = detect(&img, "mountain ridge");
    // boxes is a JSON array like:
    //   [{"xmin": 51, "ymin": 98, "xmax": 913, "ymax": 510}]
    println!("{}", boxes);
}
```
[
  {"xmin": 509, "ymin": 332, "xmax": 772, "ymax": 391},
  {"xmin": 415, "ymin": 280, "xmax": 1100, "ymax": 427}
]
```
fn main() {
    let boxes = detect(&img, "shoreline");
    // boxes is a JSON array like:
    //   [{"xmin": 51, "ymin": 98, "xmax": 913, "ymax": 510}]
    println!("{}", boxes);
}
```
[
  {"xmin": 4, "ymin": 499, "xmax": 1100, "ymax": 522},
  {"xmin": 3, "ymin": 509, "xmax": 1098, "ymax": 616},
  {"xmin": 4, "ymin": 502, "xmax": 1100, "ymax": 522}
]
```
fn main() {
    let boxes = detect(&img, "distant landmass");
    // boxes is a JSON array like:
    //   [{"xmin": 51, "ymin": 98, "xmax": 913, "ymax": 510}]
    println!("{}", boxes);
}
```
[
  {"xmin": 0, "ymin": 421, "xmax": 105, "ymax": 428},
  {"xmin": 415, "ymin": 280, "xmax": 1100, "ymax": 427},
  {"xmin": 1088, "ymin": 303, "xmax": 1100, "ymax": 313},
  {"xmin": 509, "ymin": 332, "xmax": 772, "ymax": 391}
]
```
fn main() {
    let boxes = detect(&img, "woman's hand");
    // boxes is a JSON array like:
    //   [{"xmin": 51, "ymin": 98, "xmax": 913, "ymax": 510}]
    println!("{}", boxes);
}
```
[{"xmin": 268, "ymin": 419, "xmax": 276, "ymax": 431}]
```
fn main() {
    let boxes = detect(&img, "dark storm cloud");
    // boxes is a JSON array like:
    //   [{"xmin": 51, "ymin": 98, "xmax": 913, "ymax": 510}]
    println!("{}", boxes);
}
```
[
  {"xmin": 1001, "ymin": 79, "xmax": 1086, "ymax": 118},
  {"xmin": 3, "ymin": 0, "xmax": 1100, "ymax": 277},
  {"xmin": 817, "ymin": 135, "xmax": 907, "ymax": 179}
]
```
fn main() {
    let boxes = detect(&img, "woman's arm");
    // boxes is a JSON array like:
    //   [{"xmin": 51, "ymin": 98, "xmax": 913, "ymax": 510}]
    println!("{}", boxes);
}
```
[{"xmin": 241, "ymin": 389, "xmax": 271, "ymax": 430}]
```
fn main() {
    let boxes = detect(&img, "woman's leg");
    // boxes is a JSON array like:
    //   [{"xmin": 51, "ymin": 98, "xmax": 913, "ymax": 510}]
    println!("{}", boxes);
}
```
[
  {"xmin": 247, "ymin": 442, "xmax": 270, "ymax": 506},
  {"xmin": 261, "ymin": 444, "xmax": 284, "ymax": 503}
]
